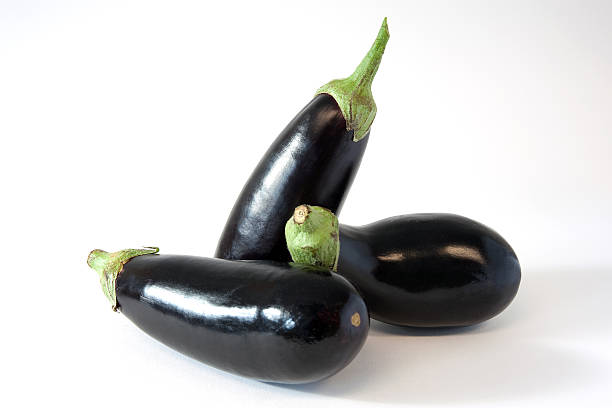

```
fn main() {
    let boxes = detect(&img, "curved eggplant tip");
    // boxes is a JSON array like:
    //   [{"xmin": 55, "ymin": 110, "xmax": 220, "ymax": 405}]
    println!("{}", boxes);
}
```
[{"xmin": 86, "ymin": 246, "xmax": 160, "ymax": 309}]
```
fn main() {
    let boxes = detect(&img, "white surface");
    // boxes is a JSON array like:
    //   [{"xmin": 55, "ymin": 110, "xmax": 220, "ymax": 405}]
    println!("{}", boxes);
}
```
[{"xmin": 2, "ymin": 1, "xmax": 611, "ymax": 407}]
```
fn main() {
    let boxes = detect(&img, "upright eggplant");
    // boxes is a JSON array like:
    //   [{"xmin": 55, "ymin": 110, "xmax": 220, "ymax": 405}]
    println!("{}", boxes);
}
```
[
  {"xmin": 87, "ymin": 247, "xmax": 368, "ymax": 384},
  {"xmin": 286, "ymin": 208, "xmax": 521, "ymax": 328},
  {"xmin": 216, "ymin": 19, "xmax": 389, "ymax": 262}
]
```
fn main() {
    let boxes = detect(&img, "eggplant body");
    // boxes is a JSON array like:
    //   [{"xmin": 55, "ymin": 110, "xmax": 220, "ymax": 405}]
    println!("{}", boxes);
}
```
[
  {"xmin": 338, "ymin": 214, "xmax": 521, "ymax": 327},
  {"xmin": 216, "ymin": 94, "xmax": 368, "ymax": 262},
  {"xmin": 115, "ymin": 254, "xmax": 369, "ymax": 384}
]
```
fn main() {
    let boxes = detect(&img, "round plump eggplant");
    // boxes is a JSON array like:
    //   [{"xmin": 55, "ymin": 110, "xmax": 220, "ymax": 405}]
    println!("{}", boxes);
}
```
[
  {"xmin": 338, "ymin": 214, "xmax": 521, "ymax": 327},
  {"xmin": 216, "ymin": 19, "xmax": 389, "ymax": 263},
  {"xmin": 286, "ymin": 210, "xmax": 521, "ymax": 328},
  {"xmin": 87, "ymin": 248, "xmax": 369, "ymax": 384}
]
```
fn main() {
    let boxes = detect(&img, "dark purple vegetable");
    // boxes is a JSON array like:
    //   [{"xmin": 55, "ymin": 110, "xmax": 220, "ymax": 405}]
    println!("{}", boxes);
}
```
[
  {"xmin": 215, "ymin": 19, "xmax": 389, "ymax": 262},
  {"xmin": 87, "ymin": 248, "xmax": 368, "ymax": 384},
  {"xmin": 337, "ymin": 214, "xmax": 520, "ymax": 327},
  {"xmin": 286, "ymin": 210, "xmax": 521, "ymax": 328}
]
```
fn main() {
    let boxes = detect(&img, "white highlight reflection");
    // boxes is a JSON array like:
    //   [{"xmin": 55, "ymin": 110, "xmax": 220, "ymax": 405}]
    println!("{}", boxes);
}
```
[
  {"xmin": 377, "ymin": 252, "xmax": 406, "ymax": 262},
  {"xmin": 261, "ymin": 136, "xmax": 301, "ymax": 190},
  {"xmin": 240, "ymin": 136, "xmax": 303, "ymax": 239},
  {"xmin": 262, "ymin": 307, "xmax": 282, "ymax": 321},
  {"xmin": 143, "ymin": 285, "xmax": 258, "ymax": 321},
  {"xmin": 439, "ymin": 245, "xmax": 486, "ymax": 264}
]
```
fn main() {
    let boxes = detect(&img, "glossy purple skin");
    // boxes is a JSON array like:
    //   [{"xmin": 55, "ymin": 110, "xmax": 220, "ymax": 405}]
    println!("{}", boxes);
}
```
[
  {"xmin": 215, "ymin": 94, "xmax": 369, "ymax": 262},
  {"xmin": 116, "ymin": 255, "xmax": 369, "ymax": 384},
  {"xmin": 338, "ymin": 214, "xmax": 521, "ymax": 327}
]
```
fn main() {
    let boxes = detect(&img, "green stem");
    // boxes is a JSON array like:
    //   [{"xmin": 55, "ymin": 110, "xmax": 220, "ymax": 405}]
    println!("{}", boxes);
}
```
[
  {"xmin": 285, "ymin": 205, "xmax": 339, "ymax": 271},
  {"xmin": 349, "ymin": 17, "xmax": 390, "ymax": 95},
  {"xmin": 316, "ymin": 17, "xmax": 390, "ymax": 142},
  {"xmin": 87, "ymin": 247, "xmax": 159, "ymax": 310}
]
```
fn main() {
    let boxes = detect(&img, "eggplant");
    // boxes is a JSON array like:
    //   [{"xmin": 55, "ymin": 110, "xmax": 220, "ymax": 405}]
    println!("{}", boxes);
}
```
[
  {"xmin": 286, "ymin": 209, "xmax": 521, "ymax": 328},
  {"xmin": 215, "ymin": 19, "xmax": 389, "ymax": 262},
  {"xmin": 87, "ymin": 247, "xmax": 369, "ymax": 384}
]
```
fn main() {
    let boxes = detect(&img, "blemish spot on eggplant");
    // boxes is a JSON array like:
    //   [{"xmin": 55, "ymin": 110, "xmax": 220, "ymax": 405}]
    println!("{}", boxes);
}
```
[{"xmin": 351, "ymin": 313, "xmax": 361, "ymax": 327}]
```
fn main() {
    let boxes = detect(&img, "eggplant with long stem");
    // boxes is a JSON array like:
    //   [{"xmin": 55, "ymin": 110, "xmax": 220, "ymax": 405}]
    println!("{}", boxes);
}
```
[
  {"xmin": 87, "ymin": 247, "xmax": 368, "ymax": 384},
  {"xmin": 216, "ymin": 18, "xmax": 389, "ymax": 262}
]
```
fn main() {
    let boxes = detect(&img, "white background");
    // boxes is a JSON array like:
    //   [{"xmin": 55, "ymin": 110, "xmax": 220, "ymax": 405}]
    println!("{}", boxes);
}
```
[{"xmin": 2, "ymin": 1, "xmax": 611, "ymax": 407}]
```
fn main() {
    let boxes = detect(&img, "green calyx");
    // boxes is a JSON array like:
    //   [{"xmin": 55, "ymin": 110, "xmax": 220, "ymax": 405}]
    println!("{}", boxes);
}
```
[
  {"xmin": 285, "ymin": 205, "xmax": 339, "ymax": 271},
  {"xmin": 315, "ymin": 17, "xmax": 390, "ymax": 142},
  {"xmin": 87, "ymin": 246, "xmax": 159, "ymax": 310}
]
